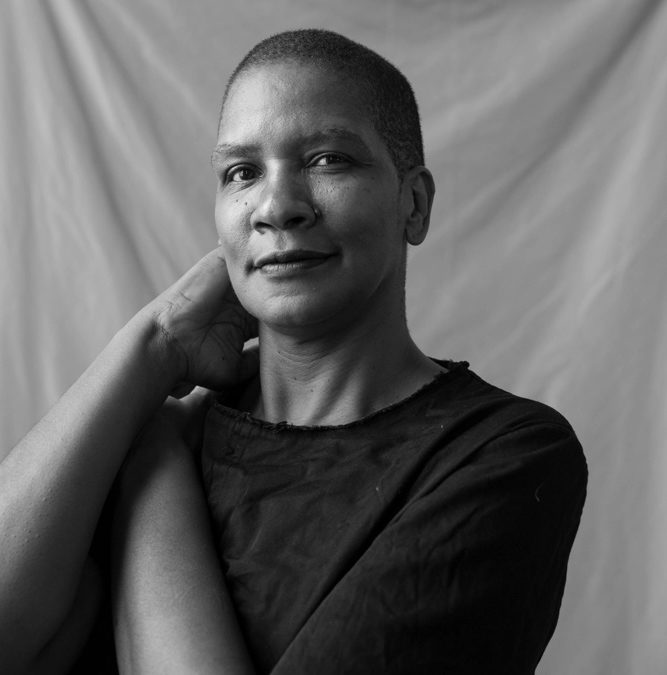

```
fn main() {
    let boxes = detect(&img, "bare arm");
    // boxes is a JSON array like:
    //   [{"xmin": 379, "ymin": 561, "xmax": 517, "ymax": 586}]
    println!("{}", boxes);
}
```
[
  {"xmin": 0, "ymin": 318, "xmax": 175, "ymax": 673},
  {"xmin": 111, "ymin": 395, "xmax": 255, "ymax": 675},
  {"xmin": 0, "ymin": 250, "xmax": 256, "ymax": 674}
]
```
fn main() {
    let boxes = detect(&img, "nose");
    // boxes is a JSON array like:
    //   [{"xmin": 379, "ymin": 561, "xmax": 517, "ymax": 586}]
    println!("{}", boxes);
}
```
[{"xmin": 250, "ymin": 168, "xmax": 316, "ymax": 231}]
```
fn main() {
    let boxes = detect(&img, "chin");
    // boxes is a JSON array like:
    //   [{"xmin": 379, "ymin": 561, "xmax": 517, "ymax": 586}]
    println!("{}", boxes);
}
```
[{"xmin": 252, "ymin": 293, "xmax": 358, "ymax": 335}]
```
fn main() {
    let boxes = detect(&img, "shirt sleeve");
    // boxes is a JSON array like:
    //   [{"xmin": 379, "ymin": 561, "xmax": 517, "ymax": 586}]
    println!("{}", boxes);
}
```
[{"xmin": 270, "ymin": 421, "xmax": 587, "ymax": 675}]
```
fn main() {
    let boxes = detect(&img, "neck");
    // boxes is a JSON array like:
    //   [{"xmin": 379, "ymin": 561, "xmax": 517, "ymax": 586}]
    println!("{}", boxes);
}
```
[{"xmin": 247, "ymin": 313, "xmax": 444, "ymax": 426}]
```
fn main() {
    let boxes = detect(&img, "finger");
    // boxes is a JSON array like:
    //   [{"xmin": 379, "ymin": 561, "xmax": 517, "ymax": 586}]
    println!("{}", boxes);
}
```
[
  {"xmin": 170, "ymin": 382, "xmax": 195, "ymax": 399},
  {"xmin": 239, "ymin": 343, "xmax": 260, "ymax": 382},
  {"xmin": 241, "ymin": 312, "xmax": 260, "ymax": 343},
  {"xmin": 180, "ymin": 386, "xmax": 214, "ymax": 410},
  {"xmin": 180, "ymin": 386, "xmax": 215, "ymax": 451}
]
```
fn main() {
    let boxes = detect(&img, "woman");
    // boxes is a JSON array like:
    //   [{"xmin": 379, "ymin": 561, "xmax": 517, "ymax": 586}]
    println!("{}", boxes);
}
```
[{"xmin": 0, "ymin": 30, "xmax": 586, "ymax": 674}]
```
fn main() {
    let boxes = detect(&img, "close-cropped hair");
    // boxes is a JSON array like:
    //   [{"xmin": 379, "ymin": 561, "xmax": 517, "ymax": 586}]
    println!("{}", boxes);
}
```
[{"xmin": 220, "ymin": 29, "xmax": 424, "ymax": 178}]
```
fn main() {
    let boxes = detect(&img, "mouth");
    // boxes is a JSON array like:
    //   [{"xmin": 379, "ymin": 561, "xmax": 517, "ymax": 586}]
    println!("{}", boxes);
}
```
[{"xmin": 253, "ymin": 249, "xmax": 335, "ymax": 273}]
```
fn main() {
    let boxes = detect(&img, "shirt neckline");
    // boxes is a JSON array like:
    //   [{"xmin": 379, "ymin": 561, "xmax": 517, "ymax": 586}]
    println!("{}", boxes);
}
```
[{"xmin": 210, "ymin": 359, "xmax": 470, "ymax": 433}]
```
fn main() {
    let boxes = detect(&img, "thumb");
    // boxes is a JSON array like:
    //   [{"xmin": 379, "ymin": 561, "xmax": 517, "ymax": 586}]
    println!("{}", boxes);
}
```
[{"xmin": 163, "ymin": 248, "xmax": 232, "ymax": 310}]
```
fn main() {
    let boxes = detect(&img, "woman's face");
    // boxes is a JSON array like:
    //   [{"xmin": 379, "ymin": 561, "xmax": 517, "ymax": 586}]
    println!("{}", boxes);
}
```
[{"xmin": 212, "ymin": 61, "xmax": 410, "ymax": 336}]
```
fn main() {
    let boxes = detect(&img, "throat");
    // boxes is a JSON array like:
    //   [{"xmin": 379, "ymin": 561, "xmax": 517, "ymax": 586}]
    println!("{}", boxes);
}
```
[{"xmin": 242, "ymin": 341, "xmax": 445, "ymax": 427}]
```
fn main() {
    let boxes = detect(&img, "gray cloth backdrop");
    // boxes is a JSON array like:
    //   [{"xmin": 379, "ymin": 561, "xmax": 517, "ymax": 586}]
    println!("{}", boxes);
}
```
[{"xmin": 2, "ymin": 1, "xmax": 666, "ymax": 673}]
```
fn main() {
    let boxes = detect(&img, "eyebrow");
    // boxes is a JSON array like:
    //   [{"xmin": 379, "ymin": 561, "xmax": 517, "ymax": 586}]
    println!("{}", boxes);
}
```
[{"xmin": 211, "ymin": 127, "xmax": 374, "ymax": 164}]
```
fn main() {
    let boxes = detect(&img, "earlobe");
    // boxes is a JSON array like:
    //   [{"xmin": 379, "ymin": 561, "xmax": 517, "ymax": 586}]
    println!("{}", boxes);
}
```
[{"xmin": 402, "ymin": 167, "xmax": 435, "ymax": 246}]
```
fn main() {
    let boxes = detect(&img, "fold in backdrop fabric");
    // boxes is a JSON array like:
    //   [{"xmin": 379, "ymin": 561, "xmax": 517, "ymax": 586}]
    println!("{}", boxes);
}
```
[{"xmin": 1, "ymin": 1, "xmax": 666, "ymax": 673}]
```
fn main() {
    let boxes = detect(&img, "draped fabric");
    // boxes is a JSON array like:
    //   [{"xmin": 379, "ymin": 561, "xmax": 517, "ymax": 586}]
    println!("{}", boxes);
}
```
[{"xmin": 2, "ymin": 1, "xmax": 665, "ymax": 673}]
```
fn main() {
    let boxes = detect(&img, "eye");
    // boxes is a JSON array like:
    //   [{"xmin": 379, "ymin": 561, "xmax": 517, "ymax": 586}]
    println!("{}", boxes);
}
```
[
  {"xmin": 226, "ymin": 165, "xmax": 258, "ymax": 183},
  {"xmin": 311, "ymin": 153, "xmax": 350, "ymax": 167}
]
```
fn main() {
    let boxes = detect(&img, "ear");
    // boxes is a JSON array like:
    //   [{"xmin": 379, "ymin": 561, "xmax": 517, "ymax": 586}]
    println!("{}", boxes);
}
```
[{"xmin": 400, "ymin": 166, "xmax": 435, "ymax": 246}]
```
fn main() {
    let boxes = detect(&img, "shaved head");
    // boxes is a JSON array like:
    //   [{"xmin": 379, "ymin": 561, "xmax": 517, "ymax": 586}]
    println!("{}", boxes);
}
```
[{"xmin": 220, "ymin": 29, "xmax": 424, "ymax": 178}]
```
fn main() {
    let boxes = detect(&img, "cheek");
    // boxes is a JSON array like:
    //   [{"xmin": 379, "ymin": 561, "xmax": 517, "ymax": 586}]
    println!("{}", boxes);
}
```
[
  {"xmin": 318, "ymin": 182, "xmax": 379, "ymax": 232},
  {"xmin": 214, "ymin": 199, "xmax": 249, "ymax": 259},
  {"xmin": 214, "ymin": 196, "xmax": 227, "ymax": 241}
]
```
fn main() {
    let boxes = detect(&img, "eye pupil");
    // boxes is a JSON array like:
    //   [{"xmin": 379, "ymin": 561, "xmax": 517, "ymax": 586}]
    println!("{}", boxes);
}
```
[
  {"xmin": 229, "ymin": 166, "xmax": 254, "ymax": 182},
  {"xmin": 318, "ymin": 153, "xmax": 345, "ymax": 166}
]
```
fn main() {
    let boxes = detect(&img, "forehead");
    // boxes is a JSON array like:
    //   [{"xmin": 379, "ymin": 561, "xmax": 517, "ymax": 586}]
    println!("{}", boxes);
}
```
[{"xmin": 218, "ymin": 61, "xmax": 376, "ymax": 143}]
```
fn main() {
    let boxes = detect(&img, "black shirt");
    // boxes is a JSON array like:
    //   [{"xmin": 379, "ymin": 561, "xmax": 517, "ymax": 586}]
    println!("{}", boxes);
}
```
[{"xmin": 202, "ymin": 361, "xmax": 587, "ymax": 674}]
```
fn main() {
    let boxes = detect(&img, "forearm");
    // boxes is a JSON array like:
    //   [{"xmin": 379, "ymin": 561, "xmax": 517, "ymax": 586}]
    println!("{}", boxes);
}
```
[
  {"xmin": 111, "ymin": 438, "xmax": 254, "ymax": 675},
  {"xmin": 0, "ymin": 314, "xmax": 176, "ymax": 669}
]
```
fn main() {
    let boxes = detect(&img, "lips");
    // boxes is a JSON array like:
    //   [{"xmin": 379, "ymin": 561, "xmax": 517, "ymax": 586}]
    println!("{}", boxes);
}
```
[{"xmin": 254, "ymin": 249, "xmax": 334, "ymax": 269}]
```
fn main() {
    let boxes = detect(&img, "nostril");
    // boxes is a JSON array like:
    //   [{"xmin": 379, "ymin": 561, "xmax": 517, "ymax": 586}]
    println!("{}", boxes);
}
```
[
  {"xmin": 285, "ymin": 214, "xmax": 313, "ymax": 229},
  {"xmin": 253, "ymin": 204, "xmax": 318, "ymax": 231}
]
